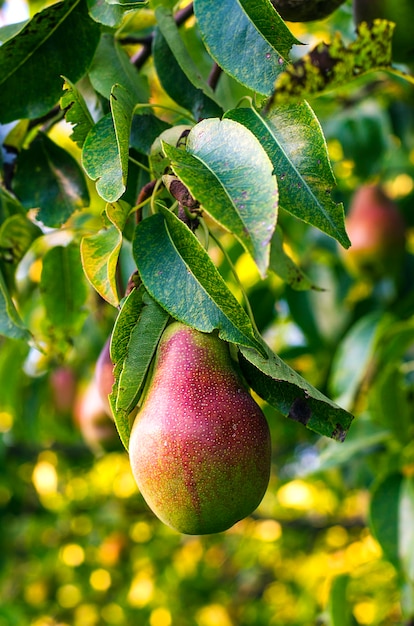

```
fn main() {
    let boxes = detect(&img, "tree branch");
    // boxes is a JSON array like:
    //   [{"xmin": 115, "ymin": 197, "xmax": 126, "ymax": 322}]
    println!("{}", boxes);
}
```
[{"xmin": 271, "ymin": 0, "xmax": 346, "ymax": 22}]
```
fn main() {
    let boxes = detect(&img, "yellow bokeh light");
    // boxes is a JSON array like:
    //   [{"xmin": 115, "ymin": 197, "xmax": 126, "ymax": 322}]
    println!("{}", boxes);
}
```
[
  {"xmin": 57, "ymin": 584, "xmax": 82, "ymax": 609},
  {"xmin": 32, "ymin": 461, "xmax": 58, "ymax": 496},
  {"xmin": 196, "ymin": 604, "xmax": 234, "ymax": 626},
  {"xmin": 74, "ymin": 603, "xmax": 100, "ymax": 626},
  {"xmin": 90, "ymin": 569, "xmax": 112, "ymax": 592},
  {"xmin": 353, "ymin": 600, "xmax": 377, "ymax": 625},
  {"xmin": 252, "ymin": 519, "xmax": 282, "ymax": 542},
  {"xmin": 130, "ymin": 521, "xmax": 152, "ymax": 543},
  {"xmin": 127, "ymin": 573, "xmax": 154, "ymax": 607},
  {"xmin": 0, "ymin": 411, "xmax": 13, "ymax": 433},
  {"xmin": 65, "ymin": 477, "xmax": 89, "ymax": 501},
  {"xmin": 150, "ymin": 607, "xmax": 172, "ymax": 626},
  {"xmin": 101, "ymin": 603, "xmax": 124, "ymax": 624},
  {"xmin": 325, "ymin": 525, "xmax": 349, "ymax": 549},
  {"xmin": 112, "ymin": 470, "xmax": 137, "ymax": 499},
  {"xmin": 277, "ymin": 480, "xmax": 315, "ymax": 510},
  {"xmin": 24, "ymin": 580, "xmax": 48, "ymax": 606},
  {"xmin": 60, "ymin": 544, "xmax": 85, "ymax": 567},
  {"xmin": 29, "ymin": 258, "xmax": 43, "ymax": 283},
  {"xmin": 173, "ymin": 539, "xmax": 204, "ymax": 576},
  {"xmin": 384, "ymin": 173, "xmax": 414, "ymax": 199}
]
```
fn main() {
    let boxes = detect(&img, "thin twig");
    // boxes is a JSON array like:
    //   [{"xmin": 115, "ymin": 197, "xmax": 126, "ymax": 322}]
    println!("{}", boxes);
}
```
[{"xmin": 207, "ymin": 63, "xmax": 223, "ymax": 91}]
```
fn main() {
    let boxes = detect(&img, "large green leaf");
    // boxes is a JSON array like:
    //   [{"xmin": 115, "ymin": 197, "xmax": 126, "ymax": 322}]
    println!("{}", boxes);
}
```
[
  {"xmin": 82, "ymin": 82, "xmax": 136, "ymax": 203},
  {"xmin": 239, "ymin": 340, "xmax": 354, "ymax": 441},
  {"xmin": 152, "ymin": 5, "xmax": 223, "ymax": 120},
  {"xmin": 194, "ymin": 0, "xmax": 299, "ymax": 96},
  {"xmin": 133, "ymin": 207, "xmax": 264, "ymax": 354},
  {"xmin": 164, "ymin": 117, "xmax": 278, "ymax": 277},
  {"xmin": 109, "ymin": 286, "xmax": 170, "ymax": 450},
  {"xmin": 60, "ymin": 77, "xmax": 95, "ymax": 148},
  {"xmin": 0, "ymin": 267, "xmax": 31, "ymax": 341},
  {"xmin": 225, "ymin": 103, "xmax": 350, "ymax": 248},
  {"xmin": 13, "ymin": 133, "xmax": 90, "ymax": 228},
  {"xmin": 88, "ymin": 33, "xmax": 148, "ymax": 101},
  {"xmin": 40, "ymin": 243, "xmax": 88, "ymax": 336},
  {"xmin": 81, "ymin": 200, "xmax": 131, "ymax": 306},
  {"xmin": 0, "ymin": 0, "xmax": 100, "ymax": 123}
]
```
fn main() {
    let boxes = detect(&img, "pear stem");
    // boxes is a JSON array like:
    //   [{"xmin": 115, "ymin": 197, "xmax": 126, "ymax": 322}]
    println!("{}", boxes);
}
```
[{"xmin": 208, "ymin": 229, "xmax": 261, "ymax": 337}]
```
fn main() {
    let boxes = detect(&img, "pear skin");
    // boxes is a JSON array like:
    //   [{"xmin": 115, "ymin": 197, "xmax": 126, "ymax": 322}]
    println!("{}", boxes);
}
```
[{"xmin": 129, "ymin": 323, "xmax": 271, "ymax": 535}]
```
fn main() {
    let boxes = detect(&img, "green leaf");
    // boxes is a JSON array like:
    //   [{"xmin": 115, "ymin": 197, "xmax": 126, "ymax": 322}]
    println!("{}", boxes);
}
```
[
  {"xmin": 194, "ymin": 0, "xmax": 299, "ymax": 96},
  {"xmin": 269, "ymin": 227, "xmax": 320, "ymax": 290},
  {"xmin": 328, "ymin": 575, "xmax": 352, "ymax": 626},
  {"xmin": 224, "ymin": 103, "xmax": 350, "ymax": 248},
  {"xmin": 13, "ymin": 133, "xmax": 90, "ymax": 228},
  {"xmin": 110, "ymin": 286, "xmax": 170, "ymax": 450},
  {"xmin": 81, "ymin": 200, "xmax": 131, "ymax": 306},
  {"xmin": 0, "ymin": 0, "xmax": 100, "ymax": 123},
  {"xmin": 0, "ymin": 214, "xmax": 42, "ymax": 280},
  {"xmin": 272, "ymin": 20, "xmax": 394, "ymax": 104},
  {"xmin": 369, "ymin": 472, "xmax": 403, "ymax": 570},
  {"xmin": 60, "ymin": 77, "xmax": 95, "ymax": 148},
  {"xmin": 164, "ymin": 117, "xmax": 278, "ymax": 277},
  {"xmin": 82, "ymin": 82, "xmax": 136, "ymax": 204},
  {"xmin": 329, "ymin": 312, "xmax": 386, "ymax": 410},
  {"xmin": 152, "ymin": 6, "xmax": 223, "ymax": 120},
  {"xmin": 239, "ymin": 340, "xmax": 354, "ymax": 441},
  {"xmin": 88, "ymin": 33, "xmax": 148, "ymax": 101},
  {"xmin": 0, "ymin": 267, "xmax": 31, "ymax": 341},
  {"xmin": 86, "ymin": 0, "xmax": 126, "ymax": 27},
  {"xmin": 107, "ymin": 0, "xmax": 146, "ymax": 5},
  {"xmin": 0, "ymin": 188, "xmax": 25, "ymax": 224},
  {"xmin": 133, "ymin": 208, "xmax": 264, "ymax": 354},
  {"xmin": 40, "ymin": 243, "xmax": 88, "ymax": 336}
]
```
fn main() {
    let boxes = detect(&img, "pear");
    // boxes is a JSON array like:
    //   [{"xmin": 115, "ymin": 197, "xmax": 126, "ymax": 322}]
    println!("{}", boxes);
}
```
[
  {"xmin": 129, "ymin": 322, "xmax": 271, "ymax": 535},
  {"xmin": 95, "ymin": 336, "xmax": 115, "ymax": 417},
  {"xmin": 341, "ymin": 184, "xmax": 406, "ymax": 280}
]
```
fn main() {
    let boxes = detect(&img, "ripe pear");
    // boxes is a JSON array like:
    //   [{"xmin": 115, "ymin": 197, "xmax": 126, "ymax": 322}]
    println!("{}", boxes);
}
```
[
  {"xmin": 95, "ymin": 336, "xmax": 115, "ymax": 417},
  {"xmin": 353, "ymin": 0, "xmax": 414, "ymax": 64},
  {"xmin": 129, "ymin": 323, "xmax": 271, "ymax": 535},
  {"xmin": 341, "ymin": 184, "xmax": 406, "ymax": 280}
]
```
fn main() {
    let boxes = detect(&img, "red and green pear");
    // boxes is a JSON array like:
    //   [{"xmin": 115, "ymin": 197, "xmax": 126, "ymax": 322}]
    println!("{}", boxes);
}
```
[
  {"xmin": 129, "ymin": 322, "xmax": 271, "ymax": 535},
  {"xmin": 95, "ymin": 336, "xmax": 115, "ymax": 417},
  {"xmin": 341, "ymin": 184, "xmax": 406, "ymax": 280}
]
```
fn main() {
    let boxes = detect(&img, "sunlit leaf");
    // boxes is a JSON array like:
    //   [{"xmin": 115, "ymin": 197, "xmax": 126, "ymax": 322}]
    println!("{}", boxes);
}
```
[
  {"xmin": 81, "ymin": 200, "xmax": 131, "ymax": 306},
  {"xmin": 0, "ymin": 267, "xmax": 31, "ymax": 341},
  {"xmin": 269, "ymin": 227, "xmax": 320, "ymax": 290},
  {"xmin": 164, "ymin": 117, "xmax": 278, "ymax": 277},
  {"xmin": 225, "ymin": 103, "xmax": 350, "ymax": 248}
]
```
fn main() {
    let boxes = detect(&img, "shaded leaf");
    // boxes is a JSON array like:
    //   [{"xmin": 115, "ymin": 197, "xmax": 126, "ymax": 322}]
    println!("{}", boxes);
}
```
[
  {"xmin": 110, "ymin": 285, "xmax": 170, "ymax": 450},
  {"xmin": 0, "ymin": 0, "xmax": 100, "ymax": 123},
  {"xmin": 88, "ymin": 33, "xmax": 148, "ymax": 101},
  {"xmin": 81, "ymin": 200, "xmax": 131, "ymax": 306},
  {"xmin": 239, "ymin": 340, "xmax": 354, "ymax": 441},
  {"xmin": 272, "ymin": 20, "xmax": 395, "ymax": 104},
  {"xmin": 13, "ymin": 133, "xmax": 90, "ymax": 228},
  {"xmin": 152, "ymin": 5, "xmax": 223, "ymax": 120},
  {"xmin": 133, "ymin": 207, "xmax": 264, "ymax": 354},
  {"xmin": 86, "ymin": 0, "xmax": 126, "ymax": 27},
  {"xmin": 194, "ymin": 0, "xmax": 299, "ymax": 96},
  {"xmin": 111, "ymin": 83, "xmax": 137, "ymax": 188},
  {"xmin": 164, "ymin": 117, "xmax": 278, "ymax": 277},
  {"xmin": 40, "ymin": 243, "xmax": 88, "ymax": 336},
  {"xmin": 269, "ymin": 227, "xmax": 320, "ymax": 290},
  {"xmin": 369, "ymin": 472, "xmax": 403, "ymax": 570},
  {"xmin": 225, "ymin": 103, "xmax": 350, "ymax": 248},
  {"xmin": 60, "ymin": 77, "xmax": 95, "ymax": 148},
  {"xmin": 328, "ymin": 575, "xmax": 352, "ymax": 626},
  {"xmin": 0, "ymin": 214, "xmax": 42, "ymax": 289},
  {"xmin": 0, "ymin": 267, "xmax": 31, "ymax": 341}
]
